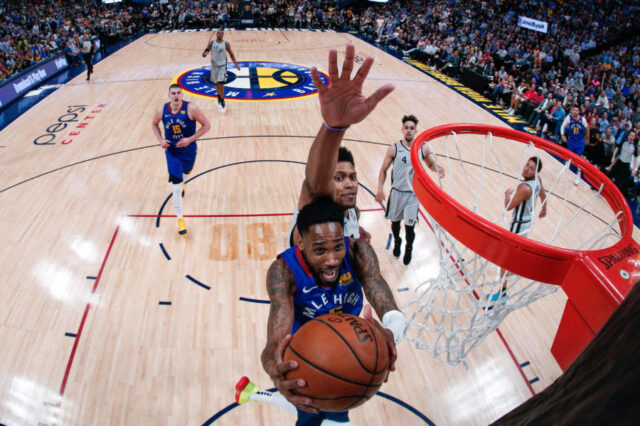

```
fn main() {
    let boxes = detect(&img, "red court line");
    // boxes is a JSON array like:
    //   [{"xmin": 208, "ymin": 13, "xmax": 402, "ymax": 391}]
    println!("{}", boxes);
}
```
[
  {"xmin": 496, "ymin": 329, "xmax": 536, "ymax": 395},
  {"xmin": 417, "ymin": 207, "xmax": 535, "ymax": 396},
  {"xmin": 59, "ymin": 226, "xmax": 120, "ymax": 396},
  {"xmin": 127, "ymin": 208, "xmax": 384, "ymax": 218}
]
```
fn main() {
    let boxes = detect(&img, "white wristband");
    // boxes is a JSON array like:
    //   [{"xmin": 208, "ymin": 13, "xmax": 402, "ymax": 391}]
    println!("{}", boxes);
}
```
[{"xmin": 382, "ymin": 310, "xmax": 407, "ymax": 344}]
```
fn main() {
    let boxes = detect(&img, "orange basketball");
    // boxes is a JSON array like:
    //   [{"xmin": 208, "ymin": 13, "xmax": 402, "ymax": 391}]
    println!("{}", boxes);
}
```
[{"xmin": 283, "ymin": 313, "xmax": 390, "ymax": 412}]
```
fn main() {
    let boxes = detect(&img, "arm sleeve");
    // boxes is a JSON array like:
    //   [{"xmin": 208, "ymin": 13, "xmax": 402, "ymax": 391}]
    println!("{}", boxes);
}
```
[{"xmin": 560, "ymin": 115, "xmax": 570, "ymax": 135}]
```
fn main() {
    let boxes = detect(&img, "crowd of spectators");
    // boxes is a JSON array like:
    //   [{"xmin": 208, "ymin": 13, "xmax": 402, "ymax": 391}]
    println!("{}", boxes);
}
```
[{"xmin": 2, "ymin": 0, "xmax": 640, "ymax": 197}]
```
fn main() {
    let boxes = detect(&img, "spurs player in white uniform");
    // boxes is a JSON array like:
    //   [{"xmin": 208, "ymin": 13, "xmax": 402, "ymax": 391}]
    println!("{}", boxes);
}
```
[
  {"xmin": 376, "ymin": 115, "xmax": 444, "ymax": 265},
  {"xmin": 202, "ymin": 29, "xmax": 240, "ymax": 112},
  {"xmin": 287, "ymin": 147, "xmax": 367, "ymax": 248},
  {"xmin": 489, "ymin": 156, "xmax": 548, "ymax": 305}
]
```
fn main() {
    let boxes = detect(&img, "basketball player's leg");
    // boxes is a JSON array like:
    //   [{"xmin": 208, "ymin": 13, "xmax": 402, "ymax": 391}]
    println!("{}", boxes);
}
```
[
  {"xmin": 235, "ymin": 377, "xmax": 351, "ymax": 425},
  {"xmin": 181, "ymin": 145, "xmax": 198, "ymax": 198},
  {"xmin": 489, "ymin": 222, "xmax": 532, "ymax": 306},
  {"xmin": 166, "ymin": 151, "xmax": 187, "ymax": 235},
  {"xmin": 385, "ymin": 190, "xmax": 403, "ymax": 258},
  {"xmin": 235, "ymin": 376, "xmax": 296, "ymax": 414},
  {"xmin": 402, "ymin": 195, "xmax": 420, "ymax": 265},
  {"xmin": 390, "ymin": 221, "xmax": 402, "ymax": 257},
  {"xmin": 213, "ymin": 65, "xmax": 227, "ymax": 111},
  {"xmin": 568, "ymin": 141, "xmax": 585, "ymax": 184}
]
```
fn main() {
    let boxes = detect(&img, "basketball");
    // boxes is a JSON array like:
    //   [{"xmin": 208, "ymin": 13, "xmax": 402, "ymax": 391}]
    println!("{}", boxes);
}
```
[{"xmin": 283, "ymin": 313, "xmax": 390, "ymax": 412}]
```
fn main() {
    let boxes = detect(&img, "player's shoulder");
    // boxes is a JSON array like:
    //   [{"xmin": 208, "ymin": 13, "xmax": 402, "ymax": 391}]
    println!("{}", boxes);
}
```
[{"xmin": 267, "ymin": 256, "xmax": 294, "ymax": 284}]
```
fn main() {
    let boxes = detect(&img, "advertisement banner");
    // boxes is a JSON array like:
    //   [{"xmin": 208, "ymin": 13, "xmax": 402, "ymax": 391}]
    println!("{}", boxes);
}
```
[
  {"xmin": 517, "ymin": 16, "xmax": 548, "ymax": 33},
  {"xmin": 0, "ymin": 54, "xmax": 68, "ymax": 109}
]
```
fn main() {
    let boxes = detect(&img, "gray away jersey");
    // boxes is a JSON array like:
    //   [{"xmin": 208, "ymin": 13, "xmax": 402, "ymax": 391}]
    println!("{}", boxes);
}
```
[{"xmin": 210, "ymin": 40, "xmax": 227, "ymax": 66}]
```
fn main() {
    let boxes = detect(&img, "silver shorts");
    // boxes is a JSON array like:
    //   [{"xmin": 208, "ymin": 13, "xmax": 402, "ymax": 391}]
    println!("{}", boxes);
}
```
[
  {"xmin": 385, "ymin": 189, "xmax": 419, "ymax": 226},
  {"xmin": 210, "ymin": 64, "xmax": 227, "ymax": 83},
  {"xmin": 509, "ymin": 220, "xmax": 532, "ymax": 238}
]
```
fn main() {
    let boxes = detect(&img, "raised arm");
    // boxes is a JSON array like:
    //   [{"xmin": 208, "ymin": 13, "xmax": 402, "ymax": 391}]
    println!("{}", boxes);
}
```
[
  {"xmin": 260, "ymin": 259, "xmax": 318, "ymax": 413},
  {"xmin": 202, "ymin": 34, "xmax": 212, "ymax": 57},
  {"xmin": 421, "ymin": 143, "xmax": 445, "ymax": 178},
  {"xmin": 375, "ymin": 145, "xmax": 395, "ymax": 203},
  {"xmin": 504, "ymin": 182, "xmax": 532, "ymax": 211},
  {"xmin": 538, "ymin": 179, "xmax": 547, "ymax": 218},
  {"xmin": 298, "ymin": 44, "xmax": 395, "ymax": 209}
]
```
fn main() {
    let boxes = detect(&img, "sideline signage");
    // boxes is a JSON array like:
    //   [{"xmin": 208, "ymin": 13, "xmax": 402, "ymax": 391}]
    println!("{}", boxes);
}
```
[
  {"xmin": 0, "ymin": 54, "xmax": 68, "ymax": 109},
  {"xmin": 517, "ymin": 16, "xmax": 548, "ymax": 34}
]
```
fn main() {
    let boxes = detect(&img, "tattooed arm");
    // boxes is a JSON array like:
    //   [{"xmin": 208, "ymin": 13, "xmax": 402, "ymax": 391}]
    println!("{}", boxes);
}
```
[
  {"xmin": 350, "ymin": 238, "xmax": 400, "ymax": 370},
  {"xmin": 261, "ymin": 258, "xmax": 319, "ymax": 413},
  {"xmin": 351, "ymin": 238, "xmax": 399, "ymax": 316}
]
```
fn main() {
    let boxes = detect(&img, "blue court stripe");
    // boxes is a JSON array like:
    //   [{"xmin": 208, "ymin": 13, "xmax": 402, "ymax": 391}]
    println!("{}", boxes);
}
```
[
  {"xmin": 201, "ymin": 402, "xmax": 237, "ymax": 425},
  {"xmin": 376, "ymin": 391, "xmax": 435, "ymax": 425},
  {"xmin": 86, "ymin": 276, "xmax": 96, "ymax": 280},
  {"xmin": 65, "ymin": 333, "xmax": 76, "ymax": 338},
  {"xmin": 386, "ymin": 233, "xmax": 392, "ymax": 250},
  {"xmin": 159, "ymin": 301, "xmax": 172, "ymax": 306},
  {"xmin": 520, "ymin": 361, "xmax": 530, "ymax": 368},
  {"xmin": 186, "ymin": 275, "xmax": 210, "ymax": 290},
  {"xmin": 239, "ymin": 297, "xmax": 270, "ymax": 304},
  {"xmin": 201, "ymin": 387, "xmax": 433, "ymax": 425},
  {"xmin": 397, "ymin": 287, "xmax": 409, "ymax": 292},
  {"xmin": 159, "ymin": 243, "xmax": 171, "ymax": 260},
  {"xmin": 529, "ymin": 377, "xmax": 540, "ymax": 384}
]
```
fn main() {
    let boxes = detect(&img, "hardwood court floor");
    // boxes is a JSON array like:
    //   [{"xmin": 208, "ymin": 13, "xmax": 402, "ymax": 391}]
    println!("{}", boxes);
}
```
[{"xmin": 0, "ymin": 30, "xmax": 635, "ymax": 425}]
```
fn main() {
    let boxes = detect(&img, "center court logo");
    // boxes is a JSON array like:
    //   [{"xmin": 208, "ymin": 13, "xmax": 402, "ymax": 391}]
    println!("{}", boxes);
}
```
[{"xmin": 173, "ymin": 61, "xmax": 329, "ymax": 102}]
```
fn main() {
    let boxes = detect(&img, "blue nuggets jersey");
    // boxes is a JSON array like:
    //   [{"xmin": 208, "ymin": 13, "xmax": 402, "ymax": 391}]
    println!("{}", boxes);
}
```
[
  {"xmin": 566, "ymin": 116, "xmax": 585, "ymax": 142},
  {"xmin": 278, "ymin": 237, "xmax": 364, "ymax": 334},
  {"xmin": 162, "ymin": 101, "xmax": 196, "ymax": 152}
]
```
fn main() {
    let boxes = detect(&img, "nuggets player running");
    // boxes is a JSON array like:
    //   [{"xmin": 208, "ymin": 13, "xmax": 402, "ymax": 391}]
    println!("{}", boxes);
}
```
[
  {"xmin": 151, "ymin": 84, "xmax": 211, "ymax": 236},
  {"xmin": 560, "ymin": 105, "xmax": 589, "ymax": 185},
  {"xmin": 202, "ymin": 29, "xmax": 240, "ymax": 113}
]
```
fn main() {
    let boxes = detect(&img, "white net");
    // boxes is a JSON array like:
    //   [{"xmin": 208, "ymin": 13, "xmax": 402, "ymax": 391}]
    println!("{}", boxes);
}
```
[{"xmin": 403, "ymin": 129, "xmax": 625, "ymax": 365}]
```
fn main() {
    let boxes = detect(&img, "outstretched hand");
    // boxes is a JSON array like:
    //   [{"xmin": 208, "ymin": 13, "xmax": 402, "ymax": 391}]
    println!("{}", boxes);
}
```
[{"xmin": 311, "ymin": 44, "xmax": 394, "ymax": 128}]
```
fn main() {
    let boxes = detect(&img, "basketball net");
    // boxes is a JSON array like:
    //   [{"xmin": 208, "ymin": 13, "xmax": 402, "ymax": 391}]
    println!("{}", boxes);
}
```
[{"xmin": 403, "ymin": 129, "xmax": 624, "ymax": 365}]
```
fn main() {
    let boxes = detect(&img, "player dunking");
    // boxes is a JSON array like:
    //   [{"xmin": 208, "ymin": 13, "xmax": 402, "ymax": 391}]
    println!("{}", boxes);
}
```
[
  {"xmin": 202, "ymin": 29, "xmax": 240, "ymax": 113},
  {"xmin": 239, "ymin": 198, "xmax": 406, "ymax": 425},
  {"xmin": 151, "ymin": 84, "xmax": 211, "ymax": 236},
  {"xmin": 488, "ymin": 156, "xmax": 548, "ymax": 305},
  {"xmin": 375, "ymin": 115, "xmax": 444, "ymax": 265},
  {"xmin": 234, "ymin": 45, "xmax": 402, "ymax": 425}
]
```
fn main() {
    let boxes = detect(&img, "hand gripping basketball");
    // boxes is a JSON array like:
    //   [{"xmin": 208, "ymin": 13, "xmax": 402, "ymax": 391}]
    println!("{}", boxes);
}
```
[
  {"xmin": 283, "ymin": 313, "xmax": 391, "ymax": 412},
  {"xmin": 269, "ymin": 334, "xmax": 320, "ymax": 414},
  {"xmin": 363, "ymin": 305, "xmax": 397, "ymax": 374}
]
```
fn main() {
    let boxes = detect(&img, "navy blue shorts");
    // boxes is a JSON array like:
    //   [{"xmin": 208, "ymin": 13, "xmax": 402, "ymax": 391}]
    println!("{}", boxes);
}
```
[
  {"xmin": 567, "ymin": 139, "xmax": 585, "ymax": 156},
  {"xmin": 296, "ymin": 409, "xmax": 349, "ymax": 426},
  {"xmin": 165, "ymin": 143, "xmax": 197, "ymax": 182}
]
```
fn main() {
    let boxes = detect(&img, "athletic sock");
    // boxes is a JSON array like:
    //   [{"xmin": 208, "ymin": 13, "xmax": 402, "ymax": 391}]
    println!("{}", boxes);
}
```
[
  {"xmin": 172, "ymin": 183, "xmax": 184, "ymax": 218},
  {"xmin": 249, "ymin": 390, "xmax": 297, "ymax": 415}
]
